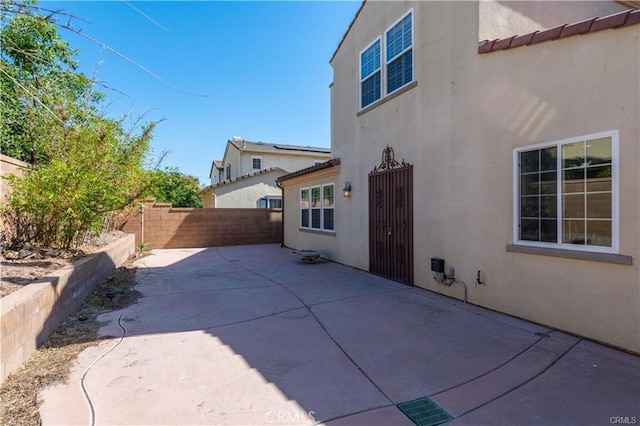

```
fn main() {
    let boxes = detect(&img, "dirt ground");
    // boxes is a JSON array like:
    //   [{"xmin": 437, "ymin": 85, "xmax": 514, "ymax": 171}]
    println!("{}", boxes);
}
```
[
  {"xmin": 0, "ymin": 244, "xmax": 144, "ymax": 426},
  {"xmin": 0, "ymin": 231, "xmax": 128, "ymax": 298}
]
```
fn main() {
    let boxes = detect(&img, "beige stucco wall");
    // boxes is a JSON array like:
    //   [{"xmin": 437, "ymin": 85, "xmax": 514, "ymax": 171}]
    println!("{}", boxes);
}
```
[
  {"xmin": 209, "ymin": 170, "xmax": 285, "ymax": 208},
  {"xmin": 310, "ymin": 1, "xmax": 640, "ymax": 352},
  {"xmin": 281, "ymin": 167, "xmax": 342, "ymax": 256},
  {"xmin": 479, "ymin": 1, "xmax": 629, "ymax": 40},
  {"xmin": 224, "ymin": 144, "xmax": 242, "ymax": 180},
  {"xmin": 238, "ymin": 151, "xmax": 330, "ymax": 176},
  {"xmin": 209, "ymin": 167, "xmax": 223, "ymax": 186},
  {"xmin": 223, "ymin": 144, "xmax": 330, "ymax": 179}
]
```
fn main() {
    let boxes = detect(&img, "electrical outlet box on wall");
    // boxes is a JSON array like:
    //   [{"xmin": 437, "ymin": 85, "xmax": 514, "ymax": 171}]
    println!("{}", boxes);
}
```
[{"xmin": 431, "ymin": 258, "xmax": 445, "ymax": 273}]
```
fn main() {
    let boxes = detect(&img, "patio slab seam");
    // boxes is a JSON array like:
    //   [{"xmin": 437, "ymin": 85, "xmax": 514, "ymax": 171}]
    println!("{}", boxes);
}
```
[
  {"xmin": 433, "ymin": 336, "xmax": 582, "ymax": 419},
  {"xmin": 122, "ymin": 306, "xmax": 311, "ymax": 336},
  {"xmin": 426, "ymin": 336, "xmax": 548, "ymax": 400},
  {"xmin": 301, "ymin": 304, "xmax": 395, "ymax": 406},
  {"xmin": 215, "ymin": 249, "xmax": 397, "ymax": 406},
  {"xmin": 200, "ymin": 306, "xmax": 308, "ymax": 332}
]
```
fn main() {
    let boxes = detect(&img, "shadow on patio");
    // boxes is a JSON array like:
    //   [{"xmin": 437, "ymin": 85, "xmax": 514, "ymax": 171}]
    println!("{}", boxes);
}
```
[{"xmin": 40, "ymin": 244, "xmax": 640, "ymax": 425}]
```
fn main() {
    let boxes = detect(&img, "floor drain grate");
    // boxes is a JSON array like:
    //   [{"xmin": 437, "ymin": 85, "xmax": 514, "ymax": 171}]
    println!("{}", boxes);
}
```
[{"xmin": 397, "ymin": 396, "xmax": 453, "ymax": 426}]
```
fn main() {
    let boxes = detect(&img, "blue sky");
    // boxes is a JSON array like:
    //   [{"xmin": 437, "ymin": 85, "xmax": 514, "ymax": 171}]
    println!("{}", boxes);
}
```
[{"xmin": 40, "ymin": 1, "xmax": 361, "ymax": 184}]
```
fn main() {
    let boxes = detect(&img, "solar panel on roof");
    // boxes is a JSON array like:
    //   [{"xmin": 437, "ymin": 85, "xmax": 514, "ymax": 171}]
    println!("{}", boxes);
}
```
[{"xmin": 273, "ymin": 144, "xmax": 331, "ymax": 153}]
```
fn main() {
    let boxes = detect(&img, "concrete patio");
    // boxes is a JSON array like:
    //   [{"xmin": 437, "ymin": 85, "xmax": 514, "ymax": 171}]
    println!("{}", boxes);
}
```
[{"xmin": 40, "ymin": 244, "xmax": 639, "ymax": 425}]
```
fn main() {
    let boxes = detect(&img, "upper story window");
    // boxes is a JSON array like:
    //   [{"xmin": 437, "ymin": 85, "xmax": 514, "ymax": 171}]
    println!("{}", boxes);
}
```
[
  {"xmin": 514, "ymin": 130, "xmax": 618, "ymax": 253},
  {"xmin": 252, "ymin": 156, "xmax": 262, "ymax": 170},
  {"xmin": 225, "ymin": 164, "xmax": 231, "ymax": 180},
  {"xmin": 359, "ymin": 10, "xmax": 414, "ymax": 111},
  {"xmin": 360, "ymin": 38, "xmax": 381, "ymax": 108},
  {"xmin": 386, "ymin": 11, "xmax": 413, "ymax": 94}
]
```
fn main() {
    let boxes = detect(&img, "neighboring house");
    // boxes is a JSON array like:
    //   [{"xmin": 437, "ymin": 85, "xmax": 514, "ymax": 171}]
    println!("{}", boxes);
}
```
[
  {"xmin": 278, "ymin": 1, "xmax": 640, "ymax": 353},
  {"xmin": 201, "ymin": 167, "xmax": 288, "ymax": 208},
  {"xmin": 209, "ymin": 160, "xmax": 224, "ymax": 186},
  {"xmin": 201, "ymin": 137, "xmax": 331, "ymax": 208}
]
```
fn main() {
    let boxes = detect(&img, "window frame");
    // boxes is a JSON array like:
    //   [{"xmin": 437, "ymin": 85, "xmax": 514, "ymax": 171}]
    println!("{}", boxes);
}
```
[
  {"xmin": 322, "ymin": 183, "xmax": 335, "ymax": 231},
  {"xmin": 300, "ymin": 188, "xmax": 310, "ymax": 228},
  {"xmin": 300, "ymin": 183, "xmax": 335, "ymax": 232},
  {"xmin": 384, "ymin": 8, "xmax": 414, "ymax": 96},
  {"xmin": 359, "ymin": 37, "xmax": 382, "ymax": 110},
  {"xmin": 259, "ymin": 195, "xmax": 282, "ymax": 209},
  {"xmin": 225, "ymin": 164, "xmax": 231, "ymax": 180},
  {"xmin": 251, "ymin": 156, "xmax": 262, "ymax": 170},
  {"xmin": 310, "ymin": 185, "xmax": 322, "ymax": 229},
  {"xmin": 512, "ymin": 130, "xmax": 619, "ymax": 254},
  {"xmin": 358, "ymin": 9, "xmax": 414, "ymax": 112}
]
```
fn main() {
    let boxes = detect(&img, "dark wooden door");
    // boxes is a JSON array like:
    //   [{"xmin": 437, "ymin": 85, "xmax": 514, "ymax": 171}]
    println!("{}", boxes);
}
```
[{"xmin": 369, "ymin": 147, "xmax": 413, "ymax": 284}]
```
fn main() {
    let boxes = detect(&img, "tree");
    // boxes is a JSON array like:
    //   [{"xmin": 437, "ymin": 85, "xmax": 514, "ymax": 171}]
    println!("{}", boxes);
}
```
[
  {"xmin": 145, "ymin": 167, "xmax": 203, "ymax": 208},
  {"xmin": 0, "ymin": 5, "xmax": 100, "ymax": 163},
  {"xmin": 1, "ymin": 3, "xmax": 157, "ymax": 249}
]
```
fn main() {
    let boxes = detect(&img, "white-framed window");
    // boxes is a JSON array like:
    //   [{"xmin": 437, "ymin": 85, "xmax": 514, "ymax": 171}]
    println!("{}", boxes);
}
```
[
  {"xmin": 513, "ymin": 130, "xmax": 618, "ymax": 253},
  {"xmin": 322, "ymin": 184, "xmax": 335, "ymax": 231},
  {"xmin": 360, "ymin": 37, "xmax": 381, "ymax": 109},
  {"xmin": 259, "ymin": 196, "xmax": 282, "ymax": 209},
  {"xmin": 225, "ymin": 164, "xmax": 231, "ymax": 180},
  {"xmin": 385, "ymin": 9, "xmax": 413, "ymax": 94},
  {"xmin": 300, "ymin": 183, "xmax": 335, "ymax": 231},
  {"xmin": 358, "ymin": 9, "xmax": 414, "ymax": 111},
  {"xmin": 300, "ymin": 188, "xmax": 310, "ymax": 228},
  {"xmin": 252, "ymin": 156, "xmax": 262, "ymax": 170}
]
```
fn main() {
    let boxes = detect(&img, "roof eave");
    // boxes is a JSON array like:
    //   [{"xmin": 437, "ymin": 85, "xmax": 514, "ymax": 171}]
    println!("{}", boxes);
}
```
[
  {"xmin": 209, "ymin": 167, "xmax": 289, "ymax": 189},
  {"xmin": 329, "ymin": 0, "xmax": 367, "ymax": 64},
  {"xmin": 277, "ymin": 158, "xmax": 341, "ymax": 183},
  {"xmin": 478, "ymin": 8, "xmax": 640, "ymax": 54}
]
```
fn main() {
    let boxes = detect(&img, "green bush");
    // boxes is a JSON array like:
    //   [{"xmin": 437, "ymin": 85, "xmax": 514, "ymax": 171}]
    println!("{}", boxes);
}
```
[
  {"xmin": 6, "ymin": 119, "xmax": 155, "ymax": 248},
  {"xmin": 1, "ymin": 4, "xmax": 157, "ymax": 249},
  {"xmin": 144, "ymin": 167, "xmax": 203, "ymax": 208}
]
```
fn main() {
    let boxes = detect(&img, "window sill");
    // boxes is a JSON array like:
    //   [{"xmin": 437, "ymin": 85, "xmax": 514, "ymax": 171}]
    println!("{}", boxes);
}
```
[
  {"xmin": 357, "ymin": 81, "xmax": 418, "ymax": 117},
  {"xmin": 299, "ymin": 228, "xmax": 336, "ymax": 237},
  {"xmin": 506, "ymin": 244, "xmax": 632, "ymax": 265}
]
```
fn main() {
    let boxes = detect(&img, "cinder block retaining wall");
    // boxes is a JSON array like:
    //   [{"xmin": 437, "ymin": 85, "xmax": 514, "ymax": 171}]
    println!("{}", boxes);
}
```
[
  {"xmin": 0, "ymin": 234, "xmax": 135, "ymax": 383},
  {"xmin": 122, "ymin": 201, "xmax": 282, "ymax": 249}
]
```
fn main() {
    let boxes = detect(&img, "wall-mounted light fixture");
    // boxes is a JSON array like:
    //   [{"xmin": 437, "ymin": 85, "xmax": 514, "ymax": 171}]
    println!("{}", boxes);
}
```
[{"xmin": 342, "ymin": 182, "xmax": 352, "ymax": 197}]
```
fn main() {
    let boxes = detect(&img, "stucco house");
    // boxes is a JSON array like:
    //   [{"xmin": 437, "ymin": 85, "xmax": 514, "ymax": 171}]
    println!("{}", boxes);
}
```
[
  {"xmin": 209, "ymin": 160, "xmax": 224, "ymax": 186},
  {"xmin": 201, "ymin": 137, "xmax": 331, "ymax": 208},
  {"xmin": 277, "ymin": 1, "xmax": 640, "ymax": 353}
]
